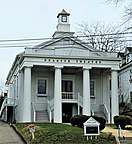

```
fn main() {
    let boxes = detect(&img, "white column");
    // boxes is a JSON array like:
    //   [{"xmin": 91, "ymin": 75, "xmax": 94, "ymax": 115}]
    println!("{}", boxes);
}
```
[
  {"xmin": 83, "ymin": 67, "xmax": 91, "ymax": 116},
  {"xmin": 19, "ymin": 70, "xmax": 24, "ymax": 122},
  {"xmin": 23, "ymin": 66, "xmax": 32, "ymax": 122},
  {"xmin": 111, "ymin": 70, "xmax": 119, "ymax": 123},
  {"xmin": 78, "ymin": 104, "xmax": 80, "ymax": 115},
  {"xmin": 54, "ymin": 66, "xmax": 63, "ymax": 123}
]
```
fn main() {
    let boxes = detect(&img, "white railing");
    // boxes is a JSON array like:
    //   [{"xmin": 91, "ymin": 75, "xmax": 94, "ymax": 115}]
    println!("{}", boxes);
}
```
[
  {"xmin": 100, "ymin": 103, "xmax": 110, "ymax": 123},
  {"xmin": 62, "ymin": 92, "xmax": 74, "ymax": 99},
  {"xmin": 0, "ymin": 98, "xmax": 15, "ymax": 117},
  {"xmin": 31, "ymin": 102, "xmax": 36, "ymax": 122},
  {"xmin": 78, "ymin": 93, "xmax": 83, "ymax": 107},
  {"xmin": 118, "ymin": 125, "xmax": 125, "ymax": 139},
  {"xmin": 116, "ymin": 124, "xmax": 125, "ymax": 144},
  {"xmin": 47, "ymin": 98, "xmax": 54, "ymax": 122}
]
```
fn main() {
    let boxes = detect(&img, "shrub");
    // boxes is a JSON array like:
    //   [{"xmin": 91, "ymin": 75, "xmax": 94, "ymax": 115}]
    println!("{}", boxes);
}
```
[
  {"xmin": 114, "ymin": 115, "xmax": 132, "ymax": 129},
  {"xmin": 70, "ymin": 115, "xmax": 88, "ymax": 128},
  {"xmin": 94, "ymin": 116, "xmax": 106, "ymax": 130},
  {"xmin": 126, "ymin": 111, "xmax": 132, "ymax": 118},
  {"xmin": 70, "ymin": 115, "xmax": 106, "ymax": 130}
]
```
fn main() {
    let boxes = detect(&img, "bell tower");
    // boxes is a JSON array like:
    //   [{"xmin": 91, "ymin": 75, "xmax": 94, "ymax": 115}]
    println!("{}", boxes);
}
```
[
  {"xmin": 56, "ymin": 9, "xmax": 70, "ymax": 32},
  {"xmin": 53, "ymin": 9, "xmax": 74, "ymax": 38}
]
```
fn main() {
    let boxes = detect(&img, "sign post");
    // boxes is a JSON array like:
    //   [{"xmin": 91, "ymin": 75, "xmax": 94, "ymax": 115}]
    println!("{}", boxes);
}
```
[
  {"xmin": 28, "ymin": 124, "xmax": 35, "ymax": 140},
  {"xmin": 83, "ymin": 117, "xmax": 100, "ymax": 140}
]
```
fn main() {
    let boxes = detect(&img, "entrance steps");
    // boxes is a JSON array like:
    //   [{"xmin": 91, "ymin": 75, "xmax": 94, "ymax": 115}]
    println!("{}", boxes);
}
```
[{"xmin": 36, "ymin": 110, "xmax": 49, "ymax": 122}]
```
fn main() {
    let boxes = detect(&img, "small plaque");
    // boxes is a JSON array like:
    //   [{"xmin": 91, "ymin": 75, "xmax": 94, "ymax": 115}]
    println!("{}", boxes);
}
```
[{"xmin": 86, "ymin": 127, "xmax": 98, "ymax": 134}]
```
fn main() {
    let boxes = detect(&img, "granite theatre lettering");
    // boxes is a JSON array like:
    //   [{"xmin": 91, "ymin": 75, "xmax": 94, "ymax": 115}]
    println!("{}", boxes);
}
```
[{"xmin": 44, "ymin": 58, "xmax": 101, "ymax": 64}]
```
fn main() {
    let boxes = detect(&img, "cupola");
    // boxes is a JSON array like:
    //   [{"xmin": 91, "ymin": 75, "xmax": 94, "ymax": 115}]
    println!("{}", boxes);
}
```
[{"xmin": 53, "ymin": 9, "xmax": 74, "ymax": 38}]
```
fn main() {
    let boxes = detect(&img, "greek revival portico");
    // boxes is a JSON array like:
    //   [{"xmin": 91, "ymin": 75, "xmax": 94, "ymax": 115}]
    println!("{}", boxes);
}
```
[{"xmin": 20, "ymin": 62, "xmax": 119, "ymax": 124}]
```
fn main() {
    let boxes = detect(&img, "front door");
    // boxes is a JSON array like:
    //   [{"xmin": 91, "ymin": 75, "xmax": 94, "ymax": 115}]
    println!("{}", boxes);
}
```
[{"xmin": 62, "ymin": 103, "xmax": 72, "ymax": 123}]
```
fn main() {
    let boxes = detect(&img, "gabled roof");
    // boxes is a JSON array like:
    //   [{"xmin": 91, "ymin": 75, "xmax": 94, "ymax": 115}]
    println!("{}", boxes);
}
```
[{"xmin": 33, "ymin": 33, "xmax": 95, "ymax": 52}]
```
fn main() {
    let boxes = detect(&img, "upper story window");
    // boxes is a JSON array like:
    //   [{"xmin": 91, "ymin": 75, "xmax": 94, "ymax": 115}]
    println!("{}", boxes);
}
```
[
  {"xmin": 62, "ymin": 80, "xmax": 73, "ymax": 92},
  {"xmin": 61, "ymin": 15, "xmax": 67, "ymax": 22},
  {"xmin": 37, "ymin": 79, "xmax": 48, "ymax": 96},
  {"xmin": 90, "ymin": 80, "xmax": 95, "ymax": 96}
]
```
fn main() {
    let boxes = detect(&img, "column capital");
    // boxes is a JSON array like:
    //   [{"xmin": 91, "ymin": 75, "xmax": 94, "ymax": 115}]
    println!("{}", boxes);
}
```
[
  {"xmin": 83, "ymin": 66, "xmax": 91, "ymax": 70},
  {"xmin": 111, "ymin": 67, "xmax": 120, "ymax": 71},
  {"xmin": 54, "ymin": 65, "xmax": 63, "ymax": 69},
  {"xmin": 24, "ymin": 65, "xmax": 33, "ymax": 68}
]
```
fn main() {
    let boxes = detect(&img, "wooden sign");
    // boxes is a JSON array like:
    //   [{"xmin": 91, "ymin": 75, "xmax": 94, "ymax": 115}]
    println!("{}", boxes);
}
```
[{"xmin": 83, "ymin": 117, "xmax": 100, "ymax": 136}]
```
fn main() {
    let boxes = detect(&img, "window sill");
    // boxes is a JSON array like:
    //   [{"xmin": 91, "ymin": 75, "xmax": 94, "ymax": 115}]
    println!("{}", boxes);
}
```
[
  {"xmin": 37, "ymin": 95, "xmax": 48, "ymax": 97},
  {"xmin": 90, "ymin": 96, "xmax": 95, "ymax": 99}
]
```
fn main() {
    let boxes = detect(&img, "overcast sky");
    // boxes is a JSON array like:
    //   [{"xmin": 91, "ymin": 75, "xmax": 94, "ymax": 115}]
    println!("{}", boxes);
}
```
[{"xmin": 0, "ymin": 0, "xmax": 125, "ymax": 87}]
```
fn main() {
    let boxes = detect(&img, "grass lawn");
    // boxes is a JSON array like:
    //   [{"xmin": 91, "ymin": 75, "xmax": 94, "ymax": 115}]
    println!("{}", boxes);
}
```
[{"xmin": 15, "ymin": 123, "xmax": 115, "ymax": 144}]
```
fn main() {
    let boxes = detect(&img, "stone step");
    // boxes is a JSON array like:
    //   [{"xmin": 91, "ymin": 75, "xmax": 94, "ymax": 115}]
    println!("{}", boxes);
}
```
[{"xmin": 36, "ymin": 110, "xmax": 49, "ymax": 122}]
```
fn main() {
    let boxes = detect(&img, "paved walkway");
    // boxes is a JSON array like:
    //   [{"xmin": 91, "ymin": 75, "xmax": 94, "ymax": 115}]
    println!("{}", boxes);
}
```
[
  {"xmin": 102, "ymin": 126, "xmax": 132, "ymax": 137},
  {"xmin": 0, "ymin": 121, "xmax": 25, "ymax": 144}
]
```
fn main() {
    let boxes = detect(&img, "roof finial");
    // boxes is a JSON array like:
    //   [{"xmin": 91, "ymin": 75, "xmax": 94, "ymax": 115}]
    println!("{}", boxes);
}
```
[{"xmin": 57, "ymin": 9, "xmax": 70, "ymax": 18}]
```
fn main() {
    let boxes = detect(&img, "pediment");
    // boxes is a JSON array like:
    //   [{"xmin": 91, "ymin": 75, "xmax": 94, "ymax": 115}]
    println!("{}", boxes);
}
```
[
  {"xmin": 36, "ymin": 36, "xmax": 94, "ymax": 50},
  {"xmin": 30, "ymin": 34, "xmax": 110, "ymax": 57},
  {"xmin": 32, "ymin": 36, "xmax": 96, "ymax": 57}
]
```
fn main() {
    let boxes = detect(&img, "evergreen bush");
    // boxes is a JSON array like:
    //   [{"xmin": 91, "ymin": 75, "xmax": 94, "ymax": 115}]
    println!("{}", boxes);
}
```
[{"xmin": 114, "ymin": 115, "xmax": 132, "ymax": 129}]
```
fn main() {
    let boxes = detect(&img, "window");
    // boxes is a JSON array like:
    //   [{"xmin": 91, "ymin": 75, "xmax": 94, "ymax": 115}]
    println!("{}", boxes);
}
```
[
  {"xmin": 129, "ymin": 70, "xmax": 132, "ymax": 83},
  {"xmin": 130, "ymin": 92, "xmax": 132, "ymax": 103},
  {"xmin": 90, "ymin": 81, "xmax": 95, "ymax": 96},
  {"xmin": 61, "ymin": 15, "xmax": 67, "ymax": 22},
  {"xmin": 37, "ymin": 79, "xmax": 47, "ymax": 95},
  {"xmin": 62, "ymin": 80, "xmax": 73, "ymax": 92},
  {"xmin": 109, "ymin": 79, "xmax": 111, "ymax": 91}
]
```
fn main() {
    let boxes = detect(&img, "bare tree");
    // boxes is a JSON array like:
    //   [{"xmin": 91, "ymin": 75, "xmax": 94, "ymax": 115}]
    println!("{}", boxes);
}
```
[
  {"xmin": 107, "ymin": 0, "xmax": 132, "ymax": 24},
  {"xmin": 77, "ymin": 21, "xmax": 126, "ymax": 52}
]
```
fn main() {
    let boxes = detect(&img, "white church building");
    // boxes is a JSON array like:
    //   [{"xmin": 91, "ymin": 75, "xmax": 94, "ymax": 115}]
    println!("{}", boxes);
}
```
[{"xmin": 0, "ymin": 10, "xmax": 121, "ymax": 124}]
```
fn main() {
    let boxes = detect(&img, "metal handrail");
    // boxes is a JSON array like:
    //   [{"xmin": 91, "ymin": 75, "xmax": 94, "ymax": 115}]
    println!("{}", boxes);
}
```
[
  {"xmin": 118, "ymin": 125, "xmax": 125, "ymax": 139},
  {"xmin": 100, "ymin": 103, "xmax": 110, "ymax": 123},
  {"xmin": 0, "ymin": 98, "xmax": 15, "ymax": 117},
  {"xmin": 117, "ymin": 124, "xmax": 126, "ymax": 144}
]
